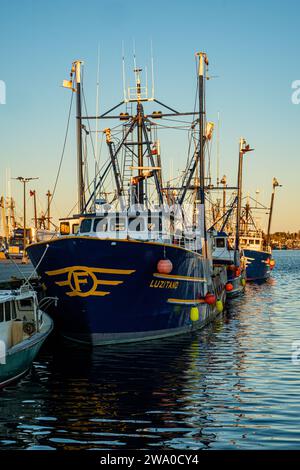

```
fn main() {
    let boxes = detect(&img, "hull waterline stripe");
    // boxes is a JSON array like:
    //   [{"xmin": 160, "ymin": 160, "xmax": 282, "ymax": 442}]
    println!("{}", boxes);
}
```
[
  {"xmin": 167, "ymin": 298, "xmax": 206, "ymax": 305},
  {"xmin": 153, "ymin": 273, "xmax": 207, "ymax": 282}
]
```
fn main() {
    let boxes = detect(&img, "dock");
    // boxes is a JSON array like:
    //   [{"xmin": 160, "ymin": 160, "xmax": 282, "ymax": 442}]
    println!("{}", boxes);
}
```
[{"xmin": 0, "ymin": 259, "xmax": 37, "ymax": 288}]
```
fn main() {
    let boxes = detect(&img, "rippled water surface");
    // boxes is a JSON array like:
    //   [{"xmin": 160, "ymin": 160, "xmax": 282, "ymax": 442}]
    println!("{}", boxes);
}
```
[{"xmin": 1, "ymin": 250, "xmax": 300, "ymax": 450}]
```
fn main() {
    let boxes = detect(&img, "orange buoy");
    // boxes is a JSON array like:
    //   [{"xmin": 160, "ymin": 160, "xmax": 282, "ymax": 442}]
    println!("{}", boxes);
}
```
[
  {"xmin": 235, "ymin": 268, "xmax": 241, "ymax": 277},
  {"xmin": 225, "ymin": 283, "xmax": 233, "ymax": 292},
  {"xmin": 227, "ymin": 264, "xmax": 235, "ymax": 271},
  {"xmin": 266, "ymin": 258, "xmax": 270, "ymax": 265},
  {"xmin": 157, "ymin": 259, "xmax": 173, "ymax": 274},
  {"xmin": 269, "ymin": 259, "xmax": 275, "ymax": 269},
  {"xmin": 205, "ymin": 293, "xmax": 216, "ymax": 305}
]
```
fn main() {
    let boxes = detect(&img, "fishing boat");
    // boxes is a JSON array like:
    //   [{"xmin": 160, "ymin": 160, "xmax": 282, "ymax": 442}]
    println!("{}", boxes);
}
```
[
  {"xmin": 0, "ymin": 285, "xmax": 53, "ymax": 388},
  {"xmin": 240, "ymin": 227, "xmax": 273, "ymax": 281},
  {"xmin": 0, "ymin": 187, "xmax": 57, "ymax": 261},
  {"xmin": 228, "ymin": 140, "xmax": 280, "ymax": 282},
  {"xmin": 27, "ymin": 53, "xmax": 227, "ymax": 346},
  {"xmin": 206, "ymin": 139, "xmax": 249, "ymax": 296},
  {"xmin": 239, "ymin": 177, "xmax": 280, "ymax": 281}
]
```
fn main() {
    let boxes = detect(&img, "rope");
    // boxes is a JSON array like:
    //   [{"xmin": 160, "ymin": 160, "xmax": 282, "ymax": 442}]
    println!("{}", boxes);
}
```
[
  {"xmin": 46, "ymin": 89, "xmax": 74, "ymax": 218},
  {"xmin": 23, "ymin": 244, "xmax": 50, "ymax": 288}
]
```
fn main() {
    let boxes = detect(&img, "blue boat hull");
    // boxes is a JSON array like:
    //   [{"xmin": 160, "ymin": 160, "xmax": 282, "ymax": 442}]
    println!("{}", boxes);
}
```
[
  {"xmin": 226, "ymin": 274, "xmax": 245, "ymax": 297},
  {"xmin": 213, "ymin": 260, "xmax": 245, "ymax": 298},
  {"xmin": 244, "ymin": 249, "xmax": 271, "ymax": 281},
  {"xmin": 27, "ymin": 237, "xmax": 226, "ymax": 345}
]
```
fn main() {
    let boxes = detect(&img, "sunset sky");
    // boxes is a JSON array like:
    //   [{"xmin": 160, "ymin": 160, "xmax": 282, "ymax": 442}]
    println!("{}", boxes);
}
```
[{"xmin": 0, "ymin": 0, "xmax": 299, "ymax": 232}]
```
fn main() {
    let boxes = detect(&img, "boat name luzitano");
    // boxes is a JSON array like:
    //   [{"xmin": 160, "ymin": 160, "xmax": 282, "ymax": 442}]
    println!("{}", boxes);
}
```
[{"xmin": 149, "ymin": 280, "xmax": 179, "ymax": 289}]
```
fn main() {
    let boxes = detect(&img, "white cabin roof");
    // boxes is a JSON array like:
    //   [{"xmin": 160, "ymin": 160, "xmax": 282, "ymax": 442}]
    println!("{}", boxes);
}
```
[{"xmin": 0, "ymin": 289, "xmax": 35, "ymax": 304}]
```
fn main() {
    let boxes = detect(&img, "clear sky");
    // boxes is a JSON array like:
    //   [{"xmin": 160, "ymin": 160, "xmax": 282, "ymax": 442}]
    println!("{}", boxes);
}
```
[{"xmin": 0, "ymin": 0, "xmax": 299, "ymax": 232}]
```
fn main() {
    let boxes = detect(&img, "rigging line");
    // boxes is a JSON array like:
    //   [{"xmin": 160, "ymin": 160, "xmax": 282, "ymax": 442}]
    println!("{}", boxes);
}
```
[
  {"xmin": 96, "ymin": 132, "xmax": 104, "ymax": 173},
  {"xmin": 151, "ymin": 123, "xmax": 191, "ymax": 130},
  {"xmin": 154, "ymin": 117, "xmax": 194, "ymax": 125},
  {"xmin": 66, "ymin": 154, "xmax": 112, "ymax": 217},
  {"xmin": 23, "ymin": 244, "xmax": 50, "ymax": 288},
  {"xmin": 46, "ymin": 88, "xmax": 74, "ymax": 219},
  {"xmin": 81, "ymin": 82, "xmax": 97, "ymax": 163},
  {"xmin": 206, "ymin": 139, "xmax": 212, "ymax": 182},
  {"xmin": 4, "ymin": 253, "xmax": 32, "ymax": 285},
  {"xmin": 83, "ymin": 132, "xmax": 91, "ymax": 197}
]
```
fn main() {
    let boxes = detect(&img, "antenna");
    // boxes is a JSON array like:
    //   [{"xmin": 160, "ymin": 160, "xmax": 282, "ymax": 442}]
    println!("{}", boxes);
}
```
[
  {"xmin": 145, "ymin": 65, "xmax": 148, "ymax": 98},
  {"xmin": 6, "ymin": 168, "xmax": 11, "ymax": 235},
  {"xmin": 151, "ymin": 39, "xmax": 155, "ymax": 99},
  {"xmin": 95, "ymin": 44, "xmax": 100, "ymax": 167},
  {"xmin": 255, "ymin": 188, "xmax": 260, "ymax": 208},
  {"xmin": 133, "ymin": 38, "xmax": 137, "ymax": 84},
  {"xmin": 94, "ymin": 44, "xmax": 101, "ymax": 208},
  {"xmin": 216, "ymin": 111, "xmax": 220, "ymax": 186},
  {"xmin": 122, "ymin": 41, "xmax": 127, "ymax": 102}
]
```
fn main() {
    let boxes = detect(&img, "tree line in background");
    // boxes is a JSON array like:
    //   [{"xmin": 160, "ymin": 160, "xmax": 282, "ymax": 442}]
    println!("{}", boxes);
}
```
[{"xmin": 270, "ymin": 231, "xmax": 300, "ymax": 249}]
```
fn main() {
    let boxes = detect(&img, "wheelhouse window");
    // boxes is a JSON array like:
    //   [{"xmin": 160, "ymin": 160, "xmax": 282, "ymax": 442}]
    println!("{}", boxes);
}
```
[
  {"xmin": 18, "ymin": 298, "xmax": 33, "ymax": 310},
  {"xmin": 11, "ymin": 302, "xmax": 17, "ymax": 320},
  {"xmin": 93, "ymin": 217, "xmax": 108, "ymax": 232},
  {"xmin": 249, "ymin": 239, "xmax": 254, "ymax": 245},
  {"xmin": 4, "ymin": 302, "xmax": 11, "ymax": 322},
  {"xmin": 148, "ymin": 216, "xmax": 162, "ymax": 232},
  {"xmin": 255, "ymin": 239, "xmax": 260, "ymax": 245},
  {"xmin": 60, "ymin": 221, "xmax": 70, "ymax": 235},
  {"xmin": 110, "ymin": 217, "xmax": 126, "ymax": 232},
  {"xmin": 79, "ymin": 218, "xmax": 92, "ymax": 233},
  {"xmin": 72, "ymin": 224, "xmax": 79, "ymax": 234},
  {"xmin": 216, "ymin": 238, "xmax": 225, "ymax": 248},
  {"xmin": 128, "ymin": 217, "xmax": 146, "ymax": 232}
]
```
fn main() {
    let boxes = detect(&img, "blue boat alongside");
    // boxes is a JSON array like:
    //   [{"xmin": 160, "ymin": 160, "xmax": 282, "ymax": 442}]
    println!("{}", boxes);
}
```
[
  {"xmin": 240, "ymin": 230, "xmax": 275, "ymax": 281},
  {"xmin": 243, "ymin": 247, "xmax": 272, "ymax": 281},
  {"xmin": 0, "ymin": 287, "xmax": 53, "ymax": 388}
]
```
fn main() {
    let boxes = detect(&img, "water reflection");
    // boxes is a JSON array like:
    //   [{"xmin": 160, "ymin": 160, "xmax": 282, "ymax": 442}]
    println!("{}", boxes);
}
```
[{"xmin": 0, "ymin": 251, "xmax": 300, "ymax": 450}]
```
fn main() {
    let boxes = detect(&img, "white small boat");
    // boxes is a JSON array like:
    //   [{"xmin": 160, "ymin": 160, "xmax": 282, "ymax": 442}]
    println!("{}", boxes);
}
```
[{"xmin": 0, "ymin": 286, "xmax": 53, "ymax": 388}]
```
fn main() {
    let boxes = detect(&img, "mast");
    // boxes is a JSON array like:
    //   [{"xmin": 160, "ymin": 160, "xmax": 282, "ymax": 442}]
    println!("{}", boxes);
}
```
[
  {"xmin": 220, "ymin": 175, "xmax": 227, "ymax": 217},
  {"xmin": 135, "ymin": 69, "xmax": 144, "ymax": 205},
  {"xmin": 13, "ymin": 176, "xmax": 38, "ymax": 259},
  {"xmin": 30, "ymin": 190, "xmax": 37, "ymax": 229},
  {"xmin": 137, "ymin": 103, "xmax": 144, "ymax": 204},
  {"xmin": 81, "ymin": 60, "xmax": 199, "ymax": 214},
  {"xmin": 0, "ymin": 197, "xmax": 9, "ymax": 241},
  {"xmin": 75, "ymin": 60, "xmax": 85, "ymax": 213},
  {"xmin": 62, "ymin": 60, "xmax": 85, "ymax": 213},
  {"xmin": 46, "ymin": 190, "xmax": 51, "ymax": 230},
  {"xmin": 196, "ymin": 52, "xmax": 208, "ymax": 257},
  {"xmin": 216, "ymin": 111, "xmax": 220, "ymax": 186},
  {"xmin": 234, "ymin": 138, "xmax": 253, "ymax": 265},
  {"xmin": 266, "ymin": 177, "xmax": 281, "ymax": 247}
]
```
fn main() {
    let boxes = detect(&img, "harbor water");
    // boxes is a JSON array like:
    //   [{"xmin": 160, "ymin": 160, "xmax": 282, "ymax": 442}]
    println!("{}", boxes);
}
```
[{"xmin": 0, "ymin": 250, "xmax": 299, "ymax": 450}]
